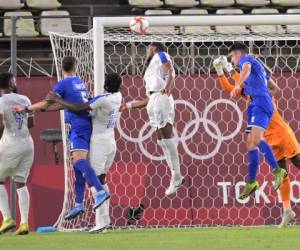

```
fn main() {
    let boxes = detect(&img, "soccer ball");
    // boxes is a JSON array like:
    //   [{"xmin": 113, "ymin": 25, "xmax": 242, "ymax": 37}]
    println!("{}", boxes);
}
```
[{"xmin": 129, "ymin": 17, "xmax": 149, "ymax": 34}]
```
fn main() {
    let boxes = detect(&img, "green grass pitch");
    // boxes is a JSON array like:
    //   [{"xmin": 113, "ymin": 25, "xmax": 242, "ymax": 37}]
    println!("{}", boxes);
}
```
[{"xmin": 1, "ymin": 227, "xmax": 300, "ymax": 250}]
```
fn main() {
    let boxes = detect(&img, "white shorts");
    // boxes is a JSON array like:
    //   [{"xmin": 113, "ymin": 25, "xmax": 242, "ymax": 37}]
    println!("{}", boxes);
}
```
[
  {"xmin": 89, "ymin": 135, "xmax": 116, "ymax": 176},
  {"xmin": 147, "ymin": 92, "xmax": 175, "ymax": 129},
  {"xmin": 0, "ymin": 137, "xmax": 34, "ymax": 183}
]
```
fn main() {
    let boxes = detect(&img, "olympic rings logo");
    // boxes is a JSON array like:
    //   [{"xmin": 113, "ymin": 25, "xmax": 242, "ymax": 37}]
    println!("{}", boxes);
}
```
[{"xmin": 117, "ymin": 98, "xmax": 243, "ymax": 161}]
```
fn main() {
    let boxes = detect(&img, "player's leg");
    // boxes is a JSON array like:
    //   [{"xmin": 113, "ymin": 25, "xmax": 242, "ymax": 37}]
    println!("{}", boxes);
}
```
[
  {"xmin": 0, "ymin": 180, "xmax": 15, "ymax": 234},
  {"xmin": 0, "ymin": 154, "xmax": 18, "ymax": 233},
  {"xmin": 240, "ymin": 106, "xmax": 286, "ymax": 199},
  {"xmin": 66, "ymin": 132, "xmax": 109, "ymax": 220},
  {"xmin": 14, "ymin": 182, "xmax": 30, "ymax": 235},
  {"xmin": 249, "ymin": 126, "xmax": 286, "ymax": 188},
  {"xmin": 157, "ymin": 100, "xmax": 183, "ymax": 196},
  {"xmin": 13, "ymin": 146, "xmax": 34, "ymax": 235},
  {"xmin": 277, "ymin": 158, "xmax": 296, "ymax": 228},
  {"xmin": 89, "ymin": 139, "xmax": 115, "ymax": 233},
  {"xmin": 284, "ymin": 128, "xmax": 300, "ymax": 170}
]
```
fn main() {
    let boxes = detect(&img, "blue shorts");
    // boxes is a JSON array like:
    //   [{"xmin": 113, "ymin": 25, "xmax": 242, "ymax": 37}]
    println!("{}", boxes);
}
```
[
  {"xmin": 245, "ymin": 104, "xmax": 273, "ymax": 133},
  {"xmin": 69, "ymin": 129, "xmax": 92, "ymax": 152}
]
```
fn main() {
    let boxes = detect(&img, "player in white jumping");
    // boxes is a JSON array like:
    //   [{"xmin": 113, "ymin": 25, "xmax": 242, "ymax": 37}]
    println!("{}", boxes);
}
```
[
  {"xmin": 0, "ymin": 73, "xmax": 34, "ymax": 235},
  {"xmin": 47, "ymin": 72, "xmax": 122, "ymax": 233},
  {"xmin": 121, "ymin": 42, "xmax": 184, "ymax": 196}
]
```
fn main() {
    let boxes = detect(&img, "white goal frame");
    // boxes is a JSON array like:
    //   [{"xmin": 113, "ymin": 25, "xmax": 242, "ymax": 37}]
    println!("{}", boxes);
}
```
[
  {"xmin": 93, "ymin": 14, "xmax": 300, "ymax": 95},
  {"xmin": 51, "ymin": 14, "xmax": 300, "ymax": 230}
]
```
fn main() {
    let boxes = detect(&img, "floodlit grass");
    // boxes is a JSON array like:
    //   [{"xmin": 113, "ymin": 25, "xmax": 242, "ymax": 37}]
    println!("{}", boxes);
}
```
[{"xmin": 1, "ymin": 226, "xmax": 300, "ymax": 250}]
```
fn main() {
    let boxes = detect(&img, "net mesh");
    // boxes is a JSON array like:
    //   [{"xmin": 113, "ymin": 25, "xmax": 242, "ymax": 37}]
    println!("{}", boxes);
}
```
[{"xmin": 50, "ymin": 27, "xmax": 300, "ymax": 231}]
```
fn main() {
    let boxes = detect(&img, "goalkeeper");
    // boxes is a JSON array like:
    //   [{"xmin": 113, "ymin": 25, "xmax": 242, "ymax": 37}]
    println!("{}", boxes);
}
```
[{"xmin": 213, "ymin": 54, "xmax": 300, "ymax": 228}]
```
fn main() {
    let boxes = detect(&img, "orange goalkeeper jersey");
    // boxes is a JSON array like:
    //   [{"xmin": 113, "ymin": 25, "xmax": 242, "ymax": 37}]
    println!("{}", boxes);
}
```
[{"xmin": 218, "ymin": 74, "xmax": 300, "ymax": 160}]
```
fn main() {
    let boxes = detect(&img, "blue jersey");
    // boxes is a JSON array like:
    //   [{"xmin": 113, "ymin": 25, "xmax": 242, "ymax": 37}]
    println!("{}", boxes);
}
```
[
  {"xmin": 239, "ymin": 55, "xmax": 270, "ymax": 98},
  {"xmin": 52, "ymin": 76, "xmax": 91, "ymax": 134}
]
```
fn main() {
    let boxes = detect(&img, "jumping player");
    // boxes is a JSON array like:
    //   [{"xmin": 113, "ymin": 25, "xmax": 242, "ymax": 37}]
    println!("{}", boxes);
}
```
[
  {"xmin": 213, "ymin": 55, "xmax": 299, "ymax": 227},
  {"xmin": 223, "ymin": 42, "xmax": 287, "ymax": 199},
  {"xmin": 0, "ymin": 73, "xmax": 34, "ymax": 235},
  {"xmin": 13, "ymin": 56, "xmax": 110, "ymax": 220},
  {"xmin": 121, "ymin": 42, "xmax": 184, "ymax": 196},
  {"xmin": 47, "ymin": 72, "xmax": 122, "ymax": 233}
]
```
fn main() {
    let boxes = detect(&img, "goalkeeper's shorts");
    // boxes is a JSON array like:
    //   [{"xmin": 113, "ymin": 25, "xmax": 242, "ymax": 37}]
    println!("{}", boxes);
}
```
[
  {"xmin": 89, "ymin": 134, "xmax": 116, "ymax": 176},
  {"xmin": 147, "ymin": 92, "xmax": 175, "ymax": 129},
  {"xmin": 0, "ymin": 137, "xmax": 34, "ymax": 183}
]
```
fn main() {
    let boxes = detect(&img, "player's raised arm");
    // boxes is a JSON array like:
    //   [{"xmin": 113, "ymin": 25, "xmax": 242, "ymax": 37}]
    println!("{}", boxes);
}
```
[{"xmin": 213, "ymin": 56, "xmax": 244, "ymax": 99}]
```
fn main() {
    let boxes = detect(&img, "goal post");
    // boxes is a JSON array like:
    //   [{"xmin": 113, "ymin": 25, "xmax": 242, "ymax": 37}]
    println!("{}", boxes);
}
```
[{"xmin": 50, "ymin": 15, "xmax": 300, "ymax": 231}]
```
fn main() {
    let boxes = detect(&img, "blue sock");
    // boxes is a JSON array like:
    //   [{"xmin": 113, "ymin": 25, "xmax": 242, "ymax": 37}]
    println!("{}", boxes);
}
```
[
  {"xmin": 248, "ymin": 149, "xmax": 259, "ymax": 181},
  {"xmin": 74, "ymin": 168, "xmax": 85, "ymax": 204},
  {"xmin": 74, "ymin": 159, "xmax": 104, "ymax": 192},
  {"xmin": 258, "ymin": 140, "xmax": 278, "ymax": 171}
]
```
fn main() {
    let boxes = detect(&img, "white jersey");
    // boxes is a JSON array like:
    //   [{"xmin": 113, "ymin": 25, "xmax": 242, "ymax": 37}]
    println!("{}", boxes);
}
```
[
  {"xmin": 89, "ymin": 92, "xmax": 122, "ymax": 137},
  {"xmin": 0, "ymin": 93, "xmax": 32, "ymax": 142},
  {"xmin": 144, "ymin": 51, "xmax": 175, "ymax": 95}
]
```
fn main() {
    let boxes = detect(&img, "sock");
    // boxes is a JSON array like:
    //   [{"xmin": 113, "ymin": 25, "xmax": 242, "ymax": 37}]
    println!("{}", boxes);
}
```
[
  {"xmin": 16, "ymin": 186, "xmax": 30, "ymax": 224},
  {"xmin": 279, "ymin": 176, "xmax": 291, "ymax": 210},
  {"xmin": 161, "ymin": 138, "xmax": 181, "ymax": 178},
  {"xmin": 248, "ymin": 149, "xmax": 260, "ymax": 181},
  {"xmin": 92, "ymin": 185, "xmax": 110, "ymax": 228},
  {"xmin": 157, "ymin": 140, "xmax": 173, "ymax": 172},
  {"xmin": 258, "ymin": 140, "xmax": 278, "ymax": 171},
  {"xmin": 0, "ymin": 185, "xmax": 11, "ymax": 220},
  {"xmin": 74, "ymin": 168, "xmax": 86, "ymax": 204},
  {"xmin": 74, "ymin": 160, "xmax": 104, "ymax": 192}
]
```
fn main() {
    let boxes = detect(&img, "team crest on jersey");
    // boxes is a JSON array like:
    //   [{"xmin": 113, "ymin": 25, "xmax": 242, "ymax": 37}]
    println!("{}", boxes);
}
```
[{"xmin": 251, "ymin": 116, "xmax": 255, "ymax": 123}]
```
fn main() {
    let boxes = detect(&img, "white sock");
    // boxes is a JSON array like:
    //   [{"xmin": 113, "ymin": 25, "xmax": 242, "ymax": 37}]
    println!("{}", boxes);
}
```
[
  {"xmin": 158, "ymin": 140, "xmax": 173, "ymax": 172},
  {"xmin": 99, "ymin": 184, "xmax": 110, "ymax": 227},
  {"xmin": 0, "ymin": 185, "xmax": 11, "ymax": 220},
  {"xmin": 161, "ymin": 138, "xmax": 181, "ymax": 178},
  {"xmin": 17, "ymin": 186, "xmax": 30, "ymax": 224},
  {"xmin": 92, "ymin": 185, "xmax": 110, "ymax": 228}
]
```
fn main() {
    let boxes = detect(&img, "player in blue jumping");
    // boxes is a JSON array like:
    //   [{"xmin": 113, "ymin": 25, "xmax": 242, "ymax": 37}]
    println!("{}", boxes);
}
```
[
  {"xmin": 229, "ymin": 42, "xmax": 287, "ymax": 200},
  {"xmin": 14, "ymin": 56, "xmax": 110, "ymax": 220}
]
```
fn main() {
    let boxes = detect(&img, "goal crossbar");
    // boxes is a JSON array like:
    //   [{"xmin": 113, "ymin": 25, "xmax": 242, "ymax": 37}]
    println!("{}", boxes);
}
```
[{"xmin": 94, "ymin": 15, "xmax": 300, "ymax": 27}]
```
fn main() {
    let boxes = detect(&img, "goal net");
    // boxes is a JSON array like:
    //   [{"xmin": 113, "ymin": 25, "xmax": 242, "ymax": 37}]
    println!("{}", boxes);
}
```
[{"xmin": 50, "ymin": 16, "xmax": 300, "ymax": 231}]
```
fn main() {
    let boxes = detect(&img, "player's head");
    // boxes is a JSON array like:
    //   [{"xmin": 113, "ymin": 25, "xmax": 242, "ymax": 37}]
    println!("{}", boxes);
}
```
[
  {"xmin": 104, "ymin": 72, "xmax": 122, "ymax": 93},
  {"xmin": 62, "ymin": 56, "xmax": 77, "ymax": 75},
  {"xmin": 0, "ymin": 72, "xmax": 17, "ymax": 94},
  {"xmin": 148, "ymin": 42, "xmax": 165, "ymax": 57},
  {"xmin": 229, "ymin": 42, "xmax": 248, "ymax": 66}
]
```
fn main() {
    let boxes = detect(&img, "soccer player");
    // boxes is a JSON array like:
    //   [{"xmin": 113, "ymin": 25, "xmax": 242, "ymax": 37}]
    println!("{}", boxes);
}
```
[
  {"xmin": 121, "ymin": 42, "xmax": 184, "ymax": 196},
  {"xmin": 47, "ymin": 72, "xmax": 122, "ymax": 233},
  {"xmin": 213, "ymin": 54, "xmax": 299, "ymax": 227},
  {"xmin": 223, "ymin": 42, "xmax": 287, "ymax": 199},
  {"xmin": 13, "ymin": 56, "xmax": 110, "ymax": 220},
  {"xmin": 0, "ymin": 73, "xmax": 34, "ymax": 235}
]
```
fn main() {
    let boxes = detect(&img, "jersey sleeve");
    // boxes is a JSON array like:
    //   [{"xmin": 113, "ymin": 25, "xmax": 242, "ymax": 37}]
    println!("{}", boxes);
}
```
[
  {"xmin": 52, "ymin": 80, "xmax": 65, "ymax": 97},
  {"xmin": 239, "ymin": 56, "xmax": 252, "ymax": 69},
  {"xmin": 158, "ymin": 52, "xmax": 169, "ymax": 64},
  {"xmin": 89, "ymin": 94, "xmax": 109, "ymax": 110}
]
